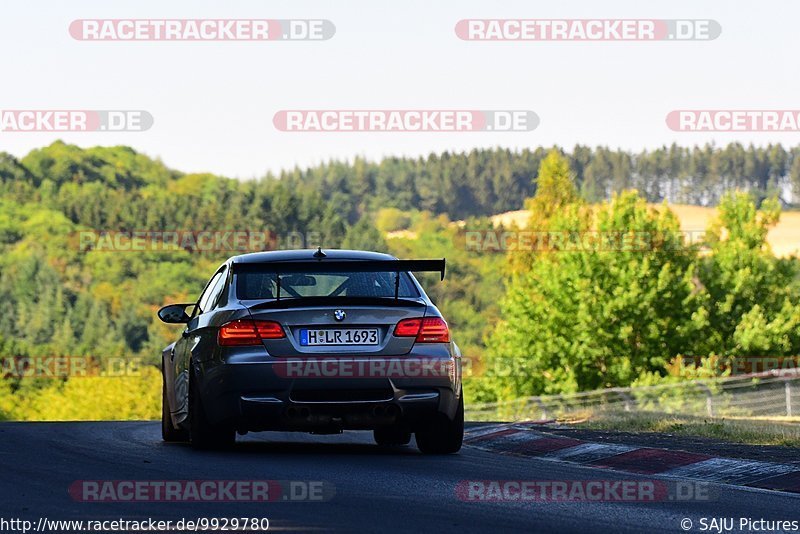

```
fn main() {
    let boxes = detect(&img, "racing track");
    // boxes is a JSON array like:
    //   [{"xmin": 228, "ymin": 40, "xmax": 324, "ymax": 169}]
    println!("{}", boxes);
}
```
[{"xmin": 0, "ymin": 422, "xmax": 797, "ymax": 533}]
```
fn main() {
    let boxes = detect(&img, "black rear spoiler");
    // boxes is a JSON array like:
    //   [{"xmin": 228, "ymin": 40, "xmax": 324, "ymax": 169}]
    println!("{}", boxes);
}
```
[
  {"xmin": 232, "ymin": 258, "xmax": 446, "ymax": 301},
  {"xmin": 232, "ymin": 259, "xmax": 446, "ymax": 280}
]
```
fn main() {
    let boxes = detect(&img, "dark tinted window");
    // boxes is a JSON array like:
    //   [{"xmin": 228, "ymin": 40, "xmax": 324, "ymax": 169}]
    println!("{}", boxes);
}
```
[
  {"xmin": 238, "ymin": 271, "xmax": 419, "ymax": 300},
  {"xmin": 212, "ymin": 270, "xmax": 230, "ymax": 309},
  {"xmin": 197, "ymin": 269, "xmax": 226, "ymax": 313}
]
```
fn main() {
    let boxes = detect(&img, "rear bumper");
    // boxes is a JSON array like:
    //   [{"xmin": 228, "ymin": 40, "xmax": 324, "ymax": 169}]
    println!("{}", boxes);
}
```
[{"xmin": 195, "ymin": 354, "xmax": 461, "ymax": 432}]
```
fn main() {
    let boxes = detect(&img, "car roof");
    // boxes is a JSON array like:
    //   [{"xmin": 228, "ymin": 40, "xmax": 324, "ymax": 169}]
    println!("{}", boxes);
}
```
[{"xmin": 229, "ymin": 249, "xmax": 398, "ymax": 264}]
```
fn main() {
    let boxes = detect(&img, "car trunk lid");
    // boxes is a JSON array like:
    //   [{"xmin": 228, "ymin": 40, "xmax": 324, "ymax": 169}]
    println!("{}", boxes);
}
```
[{"xmin": 245, "ymin": 298, "xmax": 428, "ymax": 357}]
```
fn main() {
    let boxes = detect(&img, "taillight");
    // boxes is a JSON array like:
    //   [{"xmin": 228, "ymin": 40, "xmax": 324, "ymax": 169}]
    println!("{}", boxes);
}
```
[
  {"xmin": 393, "ymin": 318, "xmax": 422, "ymax": 337},
  {"xmin": 393, "ymin": 317, "xmax": 450, "ymax": 343},
  {"xmin": 218, "ymin": 319, "xmax": 285, "ymax": 346},
  {"xmin": 417, "ymin": 317, "xmax": 450, "ymax": 343}
]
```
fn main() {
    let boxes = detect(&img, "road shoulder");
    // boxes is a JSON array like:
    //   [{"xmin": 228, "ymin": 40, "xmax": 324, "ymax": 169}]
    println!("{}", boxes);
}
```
[{"xmin": 464, "ymin": 422, "xmax": 800, "ymax": 494}]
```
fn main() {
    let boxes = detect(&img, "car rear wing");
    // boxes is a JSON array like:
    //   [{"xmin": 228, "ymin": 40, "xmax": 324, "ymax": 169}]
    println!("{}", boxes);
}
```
[{"xmin": 232, "ymin": 258, "xmax": 446, "ymax": 300}]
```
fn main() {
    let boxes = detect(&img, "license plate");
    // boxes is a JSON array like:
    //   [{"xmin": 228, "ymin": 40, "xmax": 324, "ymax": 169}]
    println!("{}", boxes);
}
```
[{"xmin": 299, "ymin": 328, "xmax": 379, "ymax": 346}]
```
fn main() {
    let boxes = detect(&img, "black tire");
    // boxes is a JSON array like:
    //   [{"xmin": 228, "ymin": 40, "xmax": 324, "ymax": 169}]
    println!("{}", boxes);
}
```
[
  {"xmin": 415, "ymin": 392, "xmax": 464, "ymax": 454},
  {"xmin": 162, "ymin": 369, "xmax": 188, "ymax": 442},
  {"xmin": 189, "ymin": 367, "xmax": 235, "ymax": 449},
  {"xmin": 374, "ymin": 426, "xmax": 412, "ymax": 446}
]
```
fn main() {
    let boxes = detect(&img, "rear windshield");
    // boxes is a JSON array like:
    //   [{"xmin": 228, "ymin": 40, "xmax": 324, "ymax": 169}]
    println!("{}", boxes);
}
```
[{"xmin": 237, "ymin": 271, "xmax": 420, "ymax": 300}]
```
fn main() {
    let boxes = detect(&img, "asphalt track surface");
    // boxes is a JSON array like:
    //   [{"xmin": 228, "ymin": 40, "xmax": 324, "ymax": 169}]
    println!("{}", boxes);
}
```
[{"xmin": 0, "ymin": 422, "xmax": 798, "ymax": 533}]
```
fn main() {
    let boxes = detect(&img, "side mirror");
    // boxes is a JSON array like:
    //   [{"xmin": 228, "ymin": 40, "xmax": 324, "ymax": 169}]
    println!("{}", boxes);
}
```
[{"xmin": 157, "ymin": 303, "xmax": 194, "ymax": 324}]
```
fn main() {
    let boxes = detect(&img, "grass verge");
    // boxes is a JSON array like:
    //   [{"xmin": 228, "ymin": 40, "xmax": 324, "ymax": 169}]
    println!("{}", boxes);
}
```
[{"xmin": 571, "ymin": 411, "xmax": 800, "ymax": 447}]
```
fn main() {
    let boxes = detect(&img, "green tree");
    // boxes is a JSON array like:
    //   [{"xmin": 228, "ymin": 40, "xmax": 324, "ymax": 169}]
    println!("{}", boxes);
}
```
[
  {"xmin": 485, "ymin": 191, "xmax": 701, "ymax": 398},
  {"xmin": 696, "ymin": 192, "xmax": 800, "ymax": 359},
  {"xmin": 341, "ymin": 216, "xmax": 388, "ymax": 253}
]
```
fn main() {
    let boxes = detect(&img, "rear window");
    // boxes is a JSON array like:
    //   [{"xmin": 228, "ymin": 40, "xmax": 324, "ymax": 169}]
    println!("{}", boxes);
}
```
[{"xmin": 237, "ymin": 270, "xmax": 420, "ymax": 300}]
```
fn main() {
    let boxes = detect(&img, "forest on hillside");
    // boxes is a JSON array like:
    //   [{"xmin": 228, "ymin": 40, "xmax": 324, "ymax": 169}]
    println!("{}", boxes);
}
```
[
  {"xmin": 1, "ymin": 141, "xmax": 799, "ymax": 419},
  {"xmin": 3, "ymin": 141, "xmax": 800, "ymax": 227}
]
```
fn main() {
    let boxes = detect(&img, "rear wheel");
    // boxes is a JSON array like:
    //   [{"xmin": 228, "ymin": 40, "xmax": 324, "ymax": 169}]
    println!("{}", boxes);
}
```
[
  {"xmin": 415, "ymin": 392, "xmax": 463, "ymax": 454},
  {"xmin": 189, "ymin": 367, "xmax": 235, "ymax": 449},
  {"xmin": 162, "ymin": 368, "xmax": 188, "ymax": 442},
  {"xmin": 374, "ymin": 425, "xmax": 412, "ymax": 446}
]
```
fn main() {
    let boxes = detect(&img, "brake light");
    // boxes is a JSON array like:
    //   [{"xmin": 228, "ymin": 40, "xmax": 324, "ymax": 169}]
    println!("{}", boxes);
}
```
[
  {"xmin": 393, "ymin": 318, "xmax": 422, "ymax": 337},
  {"xmin": 218, "ymin": 319, "xmax": 285, "ymax": 346},
  {"xmin": 393, "ymin": 317, "xmax": 450, "ymax": 343},
  {"xmin": 417, "ymin": 317, "xmax": 450, "ymax": 343}
]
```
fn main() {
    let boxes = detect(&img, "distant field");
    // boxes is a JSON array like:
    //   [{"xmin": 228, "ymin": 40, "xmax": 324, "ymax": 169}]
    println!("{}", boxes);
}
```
[{"xmin": 490, "ymin": 205, "xmax": 800, "ymax": 258}]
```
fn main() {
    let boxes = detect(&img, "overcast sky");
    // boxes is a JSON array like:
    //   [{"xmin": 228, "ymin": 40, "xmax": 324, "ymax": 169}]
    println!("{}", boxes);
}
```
[{"xmin": 0, "ymin": 0, "xmax": 797, "ymax": 178}]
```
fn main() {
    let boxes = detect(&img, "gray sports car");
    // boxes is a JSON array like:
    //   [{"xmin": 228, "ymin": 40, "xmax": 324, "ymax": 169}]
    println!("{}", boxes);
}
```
[{"xmin": 158, "ymin": 249, "xmax": 463, "ymax": 453}]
